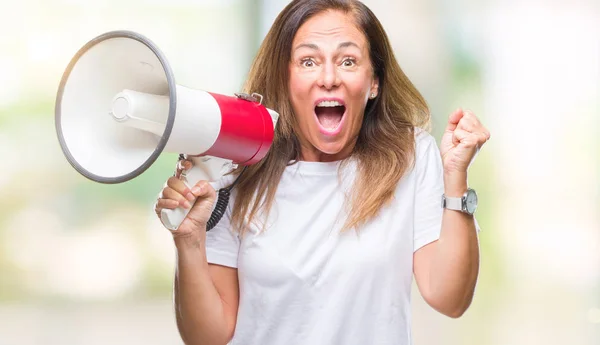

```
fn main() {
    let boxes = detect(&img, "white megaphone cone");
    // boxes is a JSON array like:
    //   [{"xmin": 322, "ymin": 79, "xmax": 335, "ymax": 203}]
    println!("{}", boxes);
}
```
[{"xmin": 55, "ymin": 30, "xmax": 279, "ymax": 231}]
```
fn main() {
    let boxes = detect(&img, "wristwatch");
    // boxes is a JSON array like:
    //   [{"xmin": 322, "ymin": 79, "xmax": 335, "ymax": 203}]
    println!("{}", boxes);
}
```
[{"xmin": 441, "ymin": 188, "xmax": 478, "ymax": 215}]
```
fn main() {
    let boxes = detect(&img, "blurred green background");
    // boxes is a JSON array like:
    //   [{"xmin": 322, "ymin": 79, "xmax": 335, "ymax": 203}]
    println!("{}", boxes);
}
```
[{"xmin": 0, "ymin": 0, "xmax": 598, "ymax": 344}]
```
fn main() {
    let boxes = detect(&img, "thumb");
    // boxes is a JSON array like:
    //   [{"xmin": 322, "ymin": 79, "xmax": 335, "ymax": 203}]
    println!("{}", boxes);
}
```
[
  {"xmin": 186, "ymin": 181, "xmax": 217, "ymax": 226},
  {"xmin": 445, "ymin": 108, "xmax": 464, "ymax": 132}
]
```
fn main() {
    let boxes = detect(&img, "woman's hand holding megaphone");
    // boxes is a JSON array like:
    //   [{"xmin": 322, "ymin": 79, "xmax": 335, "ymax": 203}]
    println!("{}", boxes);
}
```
[{"xmin": 155, "ymin": 158, "xmax": 217, "ymax": 245}]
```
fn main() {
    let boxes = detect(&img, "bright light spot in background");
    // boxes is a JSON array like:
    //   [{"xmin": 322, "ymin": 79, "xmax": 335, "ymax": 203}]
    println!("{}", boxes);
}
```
[
  {"xmin": 0, "ymin": 133, "xmax": 21, "ymax": 188},
  {"xmin": 26, "ymin": 33, "xmax": 60, "ymax": 63},
  {"xmin": 4, "ymin": 208, "xmax": 63, "ymax": 274},
  {"xmin": 0, "ymin": 57, "xmax": 21, "ymax": 106},
  {"xmin": 0, "ymin": 119, "xmax": 69, "ymax": 194},
  {"xmin": 485, "ymin": 4, "xmax": 598, "ymax": 183},
  {"xmin": 147, "ymin": 214, "xmax": 177, "ymax": 265},
  {"xmin": 485, "ymin": 2, "xmax": 600, "ymax": 288},
  {"xmin": 44, "ymin": 227, "xmax": 143, "ymax": 300},
  {"xmin": 0, "ymin": 1, "xmax": 252, "ymax": 103},
  {"xmin": 5, "ymin": 207, "xmax": 143, "ymax": 300},
  {"xmin": 521, "ymin": 223, "xmax": 600, "ymax": 288},
  {"xmin": 57, "ymin": 0, "xmax": 237, "ymax": 6},
  {"xmin": 588, "ymin": 308, "xmax": 600, "ymax": 324}
]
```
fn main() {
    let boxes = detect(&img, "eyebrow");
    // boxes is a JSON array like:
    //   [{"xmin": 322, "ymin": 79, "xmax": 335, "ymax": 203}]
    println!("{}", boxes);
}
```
[{"xmin": 293, "ymin": 41, "xmax": 361, "ymax": 52}]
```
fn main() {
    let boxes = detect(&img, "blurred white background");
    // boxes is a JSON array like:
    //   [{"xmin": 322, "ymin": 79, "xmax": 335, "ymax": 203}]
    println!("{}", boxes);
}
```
[{"xmin": 0, "ymin": 0, "xmax": 598, "ymax": 344}]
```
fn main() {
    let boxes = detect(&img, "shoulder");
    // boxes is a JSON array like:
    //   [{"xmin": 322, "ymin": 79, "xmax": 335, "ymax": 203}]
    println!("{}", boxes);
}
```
[{"xmin": 413, "ymin": 127, "xmax": 439, "ymax": 160}]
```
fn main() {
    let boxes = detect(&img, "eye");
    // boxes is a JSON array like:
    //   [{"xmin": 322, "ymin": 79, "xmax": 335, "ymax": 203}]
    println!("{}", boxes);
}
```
[
  {"xmin": 301, "ymin": 58, "xmax": 316, "ymax": 68},
  {"xmin": 341, "ymin": 58, "xmax": 356, "ymax": 67}
]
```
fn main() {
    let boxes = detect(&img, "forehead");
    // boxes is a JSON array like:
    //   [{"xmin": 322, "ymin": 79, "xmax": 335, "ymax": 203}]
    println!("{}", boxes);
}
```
[{"xmin": 292, "ymin": 10, "xmax": 367, "ymax": 48}]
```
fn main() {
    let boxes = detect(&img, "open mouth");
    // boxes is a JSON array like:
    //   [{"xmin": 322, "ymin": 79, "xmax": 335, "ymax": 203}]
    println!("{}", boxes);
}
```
[{"xmin": 315, "ymin": 100, "xmax": 346, "ymax": 132}]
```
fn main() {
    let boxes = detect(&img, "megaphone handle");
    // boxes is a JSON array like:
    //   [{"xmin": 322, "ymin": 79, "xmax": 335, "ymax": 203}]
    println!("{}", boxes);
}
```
[
  {"xmin": 160, "ymin": 204, "xmax": 190, "ymax": 231},
  {"xmin": 160, "ymin": 174, "xmax": 195, "ymax": 231},
  {"xmin": 159, "ymin": 156, "xmax": 243, "ymax": 232},
  {"xmin": 159, "ymin": 186, "xmax": 231, "ymax": 232}
]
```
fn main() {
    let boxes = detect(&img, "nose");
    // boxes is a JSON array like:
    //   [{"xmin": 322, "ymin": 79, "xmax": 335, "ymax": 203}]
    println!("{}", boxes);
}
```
[{"xmin": 317, "ymin": 62, "xmax": 340, "ymax": 90}]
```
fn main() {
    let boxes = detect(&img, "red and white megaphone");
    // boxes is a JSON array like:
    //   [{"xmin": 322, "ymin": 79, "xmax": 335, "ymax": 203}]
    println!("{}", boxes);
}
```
[{"xmin": 55, "ymin": 30, "xmax": 279, "ymax": 231}]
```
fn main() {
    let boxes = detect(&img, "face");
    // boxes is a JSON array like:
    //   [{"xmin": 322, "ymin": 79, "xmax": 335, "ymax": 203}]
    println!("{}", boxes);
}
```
[{"xmin": 289, "ymin": 10, "xmax": 379, "ymax": 162}]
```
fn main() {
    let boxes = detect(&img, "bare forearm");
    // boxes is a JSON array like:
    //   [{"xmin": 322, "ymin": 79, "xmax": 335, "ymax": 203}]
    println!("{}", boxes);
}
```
[
  {"xmin": 429, "ymin": 174, "xmax": 480, "ymax": 317},
  {"xmin": 174, "ymin": 237, "xmax": 231, "ymax": 345}
]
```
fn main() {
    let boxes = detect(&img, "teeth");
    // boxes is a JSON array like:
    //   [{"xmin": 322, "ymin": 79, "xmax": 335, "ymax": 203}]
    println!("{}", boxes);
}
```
[{"xmin": 316, "ymin": 100, "xmax": 343, "ymax": 107}]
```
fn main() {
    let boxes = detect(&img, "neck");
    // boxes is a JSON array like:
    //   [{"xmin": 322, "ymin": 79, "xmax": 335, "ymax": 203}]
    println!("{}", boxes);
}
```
[{"xmin": 297, "ymin": 139, "xmax": 357, "ymax": 162}]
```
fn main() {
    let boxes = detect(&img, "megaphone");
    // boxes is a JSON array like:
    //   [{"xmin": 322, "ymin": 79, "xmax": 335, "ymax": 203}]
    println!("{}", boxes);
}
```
[{"xmin": 55, "ymin": 30, "xmax": 279, "ymax": 231}]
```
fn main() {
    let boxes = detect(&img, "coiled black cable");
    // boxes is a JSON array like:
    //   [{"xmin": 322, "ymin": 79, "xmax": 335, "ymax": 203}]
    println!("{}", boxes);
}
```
[
  {"xmin": 206, "ymin": 188, "xmax": 231, "ymax": 231},
  {"xmin": 205, "ymin": 166, "xmax": 247, "ymax": 231}
]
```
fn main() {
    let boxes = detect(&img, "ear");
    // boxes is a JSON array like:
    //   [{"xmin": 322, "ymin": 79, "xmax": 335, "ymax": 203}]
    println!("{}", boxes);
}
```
[{"xmin": 370, "ymin": 77, "xmax": 379, "ymax": 99}]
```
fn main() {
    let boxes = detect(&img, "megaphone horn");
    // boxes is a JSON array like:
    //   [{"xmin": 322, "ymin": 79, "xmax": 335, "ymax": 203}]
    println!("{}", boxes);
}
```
[{"xmin": 55, "ymin": 30, "xmax": 279, "ymax": 231}]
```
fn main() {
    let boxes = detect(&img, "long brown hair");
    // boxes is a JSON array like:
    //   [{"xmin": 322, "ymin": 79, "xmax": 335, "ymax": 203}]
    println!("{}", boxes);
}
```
[{"xmin": 230, "ymin": 0, "xmax": 430, "ymax": 233}]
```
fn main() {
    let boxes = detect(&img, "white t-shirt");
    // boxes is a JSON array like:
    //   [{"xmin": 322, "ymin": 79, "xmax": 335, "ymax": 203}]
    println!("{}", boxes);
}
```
[{"xmin": 205, "ymin": 130, "xmax": 474, "ymax": 345}]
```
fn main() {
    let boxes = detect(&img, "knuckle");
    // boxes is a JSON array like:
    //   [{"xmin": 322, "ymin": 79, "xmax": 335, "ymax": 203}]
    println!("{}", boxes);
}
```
[
  {"xmin": 162, "ymin": 187, "xmax": 174, "ymax": 198},
  {"xmin": 196, "ymin": 180, "xmax": 213, "ymax": 192},
  {"xmin": 458, "ymin": 118, "xmax": 471, "ymax": 129},
  {"xmin": 167, "ymin": 176, "xmax": 178, "ymax": 186}
]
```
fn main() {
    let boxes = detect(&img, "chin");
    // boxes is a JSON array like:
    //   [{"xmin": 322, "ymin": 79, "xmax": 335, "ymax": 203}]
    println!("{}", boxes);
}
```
[{"xmin": 312, "ymin": 135, "xmax": 352, "ymax": 158}]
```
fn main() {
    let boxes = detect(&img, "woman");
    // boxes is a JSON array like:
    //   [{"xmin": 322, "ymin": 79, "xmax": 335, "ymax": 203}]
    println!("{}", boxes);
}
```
[{"xmin": 154, "ymin": 1, "xmax": 490, "ymax": 344}]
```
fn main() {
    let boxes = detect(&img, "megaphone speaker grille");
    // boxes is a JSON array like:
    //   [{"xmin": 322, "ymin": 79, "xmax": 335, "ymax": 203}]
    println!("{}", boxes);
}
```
[{"xmin": 55, "ymin": 30, "xmax": 177, "ymax": 184}]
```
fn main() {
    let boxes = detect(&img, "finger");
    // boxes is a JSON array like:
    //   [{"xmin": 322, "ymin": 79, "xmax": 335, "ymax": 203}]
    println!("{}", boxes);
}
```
[
  {"xmin": 174, "ymin": 166, "xmax": 184, "ymax": 179},
  {"xmin": 162, "ymin": 187, "xmax": 193, "ymax": 209},
  {"xmin": 174, "ymin": 158, "xmax": 192, "ymax": 178},
  {"xmin": 458, "ymin": 112, "xmax": 490, "ymax": 141},
  {"xmin": 181, "ymin": 160, "xmax": 193, "ymax": 171},
  {"xmin": 475, "ymin": 131, "xmax": 490, "ymax": 148},
  {"xmin": 461, "ymin": 127, "xmax": 490, "ymax": 145},
  {"xmin": 464, "ymin": 109, "xmax": 484, "ymax": 125},
  {"xmin": 166, "ymin": 176, "xmax": 195, "ymax": 202},
  {"xmin": 460, "ymin": 131, "xmax": 483, "ymax": 149},
  {"xmin": 452, "ymin": 128, "xmax": 470, "ymax": 146},
  {"xmin": 483, "ymin": 128, "xmax": 491, "ymax": 140},
  {"xmin": 184, "ymin": 181, "xmax": 217, "ymax": 228},
  {"xmin": 457, "ymin": 119, "xmax": 474, "ymax": 132},
  {"xmin": 190, "ymin": 180, "xmax": 216, "ymax": 199},
  {"xmin": 176, "ymin": 160, "xmax": 185, "ymax": 172},
  {"xmin": 155, "ymin": 198, "xmax": 180, "ymax": 213},
  {"xmin": 445, "ymin": 108, "xmax": 464, "ymax": 132},
  {"xmin": 462, "ymin": 109, "xmax": 478, "ymax": 119}
]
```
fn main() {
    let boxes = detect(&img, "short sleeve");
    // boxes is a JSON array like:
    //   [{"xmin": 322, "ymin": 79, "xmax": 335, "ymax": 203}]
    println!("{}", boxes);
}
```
[
  {"xmin": 413, "ymin": 132, "xmax": 445, "ymax": 252},
  {"xmin": 204, "ymin": 177, "xmax": 241, "ymax": 268},
  {"xmin": 412, "ymin": 131, "xmax": 481, "ymax": 253}
]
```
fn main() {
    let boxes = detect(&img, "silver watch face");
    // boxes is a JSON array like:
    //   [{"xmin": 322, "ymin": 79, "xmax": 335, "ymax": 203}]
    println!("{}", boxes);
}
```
[{"xmin": 465, "ymin": 189, "xmax": 478, "ymax": 214}]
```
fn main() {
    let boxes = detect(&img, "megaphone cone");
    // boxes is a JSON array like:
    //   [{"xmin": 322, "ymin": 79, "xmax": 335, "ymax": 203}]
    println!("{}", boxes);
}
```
[{"xmin": 55, "ymin": 30, "xmax": 279, "ymax": 230}]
